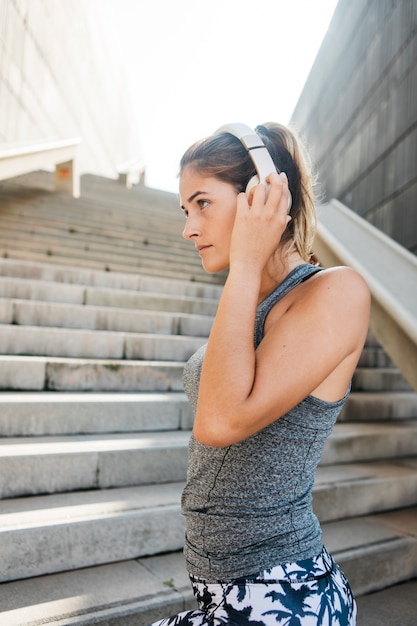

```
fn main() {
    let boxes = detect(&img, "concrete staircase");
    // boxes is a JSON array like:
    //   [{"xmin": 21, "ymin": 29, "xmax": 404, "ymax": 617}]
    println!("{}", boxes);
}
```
[
  {"xmin": 0, "ymin": 173, "xmax": 416, "ymax": 625},
  {"xmin": 0, "ymin": 171, "xmax": 226, "ymax": 284}
]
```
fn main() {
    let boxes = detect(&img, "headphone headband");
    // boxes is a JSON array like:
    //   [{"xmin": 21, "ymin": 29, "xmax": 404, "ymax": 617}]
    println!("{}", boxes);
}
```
[
  {"xmin": 214, "ymin": 123, "xmax": 291, "ymax": 211},
  {"xmin": 214, "ymin": 123, "xmax": 279, "ymax": 185}
]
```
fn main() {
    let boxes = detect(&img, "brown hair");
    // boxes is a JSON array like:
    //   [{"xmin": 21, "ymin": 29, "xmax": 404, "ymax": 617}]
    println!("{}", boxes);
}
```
[{"xmin": 179, "ymin": 122, "xmax": 317, "ymax": 262}]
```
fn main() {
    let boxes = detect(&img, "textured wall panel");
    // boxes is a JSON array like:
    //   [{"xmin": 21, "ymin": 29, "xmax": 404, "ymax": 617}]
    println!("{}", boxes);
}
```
[
  {"xmin": 0, "ymin": 0, "xmax": 143, "ymax": 179},
  {"xmin": 291, "ymin": 0, "xmax": 417, "ymax": 254}
]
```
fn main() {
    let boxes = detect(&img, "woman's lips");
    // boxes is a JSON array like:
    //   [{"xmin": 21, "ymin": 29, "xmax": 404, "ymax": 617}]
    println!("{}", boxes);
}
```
[{"xmin": 197, "ymin": 244, "xmax": 212, "ymax": 255}]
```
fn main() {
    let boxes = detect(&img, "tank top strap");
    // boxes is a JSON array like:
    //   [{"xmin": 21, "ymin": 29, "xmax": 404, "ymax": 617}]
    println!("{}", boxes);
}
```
[{"xmin": 254, "ymin": 263, "xmax": 323, "ymax": 348}]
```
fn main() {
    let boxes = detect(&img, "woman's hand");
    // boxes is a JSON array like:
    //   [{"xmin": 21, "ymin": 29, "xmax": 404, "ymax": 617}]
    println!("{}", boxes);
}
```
[{"xmin": 229, "ymin": 171, "xmax": 292, "ymax": 270}]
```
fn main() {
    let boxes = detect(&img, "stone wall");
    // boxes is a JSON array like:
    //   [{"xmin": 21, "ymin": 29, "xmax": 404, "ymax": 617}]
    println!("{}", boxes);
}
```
[
  {"xmin": 291, "ymin": 0, "xmax": 417, "ymax": 254},
  {"xmin": 0, "ymin": 0, "xmax": 142, "ymax": 179}
]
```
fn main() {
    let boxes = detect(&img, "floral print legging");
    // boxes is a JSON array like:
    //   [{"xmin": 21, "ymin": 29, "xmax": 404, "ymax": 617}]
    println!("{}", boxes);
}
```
[{"xmin": 151, "ymin": 547, "xmax": 356, "ymax": 626}]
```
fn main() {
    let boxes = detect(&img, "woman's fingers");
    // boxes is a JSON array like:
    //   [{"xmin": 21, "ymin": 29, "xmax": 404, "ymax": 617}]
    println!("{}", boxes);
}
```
[
  {"xmin": 248, "ymin": 172, "xmax": 290, "ymax": 218},
  {"xmin": 265, "ymin": 172, "xmax": 290, "ymax": 213}
]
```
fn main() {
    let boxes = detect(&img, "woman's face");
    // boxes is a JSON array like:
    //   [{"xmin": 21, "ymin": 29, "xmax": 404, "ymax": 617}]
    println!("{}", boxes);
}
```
[{"xmin": 179, "ymin": 167, "xmax": 238, "ymax": 273}]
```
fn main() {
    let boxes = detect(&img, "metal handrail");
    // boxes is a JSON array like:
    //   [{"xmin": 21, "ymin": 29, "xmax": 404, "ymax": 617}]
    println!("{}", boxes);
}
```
[
  {"xmin": 0, "ymin": 138, "xmax": 81, "ymax": 160},
  {"xmin": 0, "ymin": 138, "xmax": 82, "ymax": 197}
]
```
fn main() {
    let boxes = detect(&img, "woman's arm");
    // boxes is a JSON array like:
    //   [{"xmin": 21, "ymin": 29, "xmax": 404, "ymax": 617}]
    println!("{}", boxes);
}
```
[{"xmin": 193, "ymin": 176, "xmax": 370, "ymax": 447}]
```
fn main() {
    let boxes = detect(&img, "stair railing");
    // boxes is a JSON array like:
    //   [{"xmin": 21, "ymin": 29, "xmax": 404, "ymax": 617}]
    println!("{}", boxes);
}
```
[
  {"xmin": 0, "ymin": 137, "xmax": 82, "ymax": 197},
  {"xmin": 117, "ymin": 158, "xmax": 145, "ymax": 189},
  {"xmin": 313, "ymin": 199, "xmax": 417, "ymax": 392}
]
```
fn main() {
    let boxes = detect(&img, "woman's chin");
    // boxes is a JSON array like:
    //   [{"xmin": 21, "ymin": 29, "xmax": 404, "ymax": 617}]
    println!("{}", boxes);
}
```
[{"xmin": 202, "ymin": 260, "xmax": 229, "ymax": 274}]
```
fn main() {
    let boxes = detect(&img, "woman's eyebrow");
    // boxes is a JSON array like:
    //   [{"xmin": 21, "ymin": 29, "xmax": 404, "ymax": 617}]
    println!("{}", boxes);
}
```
[
  {"xmin": 187, "ymin": 190, "xmax": 209, "ymax": 203},
  {"xmin": 180, "ymin": 190, "xmax": 210, "ymax": 210}
]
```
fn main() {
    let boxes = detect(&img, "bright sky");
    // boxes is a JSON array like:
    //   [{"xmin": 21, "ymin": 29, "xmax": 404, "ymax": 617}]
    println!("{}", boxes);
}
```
[{"xmin": 114, "ymin": 0, "xmax": 339, "ymax": 193}]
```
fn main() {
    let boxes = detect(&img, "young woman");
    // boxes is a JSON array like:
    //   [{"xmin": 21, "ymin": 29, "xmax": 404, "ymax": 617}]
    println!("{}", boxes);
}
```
[{"xmin": 152, "ymin": 122, "xmax": 370, "ymax": 625}]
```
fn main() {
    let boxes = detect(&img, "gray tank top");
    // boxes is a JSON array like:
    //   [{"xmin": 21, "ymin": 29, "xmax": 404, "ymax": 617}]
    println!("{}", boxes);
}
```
[{"xmin": 182, "ymin": 264, "xmax": 349, "ymax": 581}]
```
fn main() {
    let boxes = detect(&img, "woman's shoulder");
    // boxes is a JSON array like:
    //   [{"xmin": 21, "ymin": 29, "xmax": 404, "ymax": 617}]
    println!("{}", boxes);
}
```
[
  {"xmin": 265, "ymin": 264, "xmax": 370, "ymax": 333},
  {"xmin": 316, "ymin": 264, "xmax": 368, "ymax": 286},
  {"xmin": 313, "ymin": 265, "xmax": 370, "ymax": 301},
  {"xmin": 296, "ymin": 265, "xmax": 371, "ymax": 327}
]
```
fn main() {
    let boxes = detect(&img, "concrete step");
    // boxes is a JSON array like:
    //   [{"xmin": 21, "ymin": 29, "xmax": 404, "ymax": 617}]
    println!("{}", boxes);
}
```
[
  {"xmin": 0, "ymin": 216, "xmax": 195, "ymax": 257},
  {"xmin": 340, "ymin": 391, "xmax": 417, "ymax": 421},
  {"xmin": 0, "ymin": 210, "xmax": 192, "ymax": 248},
  {"xmin": 0, "ymin": 258, "xmax": 224, "ymax": 299},
  {"xmin": 1, "ymin": 424, "xmax": 417, "ymax": 498},
  {"xmin": 313, "ymin": 457, "xmax": 417, "ymax": 523},
  {"xmin": 0, "ymin": 176, "xmax": 229, "ymax": 285},
  {"xmin": 0, "ymin": 298, "xmax": 214, "ymax": 336},
  {"xmin": 0, "ymin": 431, "xmax": 191, "ymax": 498},
  {"xmin": 0, "ymin": 186, "xmax": 186, "ymax": 231},
  {"xmin": 0, "ymin": 187, "xmax": 188, "ymax": 242},
  {"xmin": 358, "ymin": 346, "xmax": 394, "ymax": 368},
  {"xmin": 0, "ymin": 507, "xmax": 415, "ymax": 625},
  {"xmin": 0, "ymin": 210, "xmax": 194, "ymax": 249},
  {"xmin": 324, "ymin": 506, "xmax": 417, "ymax": 597},
  {"xmin": 0, "ymin": 392, "xmax": 193, "ymax": 436},
  {"xmin": 0, "ymin": 222, "xmax": 196, "ymax": 270},
  {"xmin": 0, "ymin": 355, "xmax": 185, "ymax": 391},
  {"xmin": 0, "ymin": 386, "xmax": 414, "ymax": 437},
  {"xmin": 2, "ymin": 354, "xmax": 413, "ymax": 394},
  {"xmin": 1, "ymin": 247, "xmax": 223, "ymax": 283},
  {"xmin": 0, "ymin": 275, "xmax": 85, "ymax": 306},
  {"xmin": 0, "ymin": 276, "xmax": 220, "ymax": 315},
  {"xmin": 0, "ymin": 247, "xmax": 216, "ymax": 285},
  {"xmin": 321, "ymin": 421, "xmax": 417, "ymax": 464},
  {"xmin": 0, "ymin": 353, "xmax": 415, "ymax": 396},
  {"xmin": 353, "ymin": 367, "xmax": 413, "ymax": 391},
  {"xmin": 0, "ymin": 552, "xmax": 196, "ymax": 626},
  {"xmin": 0, "ymin": 217, "xmax": 185, "ymax": 258},
  {"xmin": 0, "ymin": 482, "xmax": 186, "ymax": 582},
  {"xmin": 0, "ymin": 324, "xmax": 206, "ymax": 361},
  {"xmin": 1, "ymin": 459, "xmax": 417, "ymax": 582},
  {"xmin": 1, "ymin": 171, "xmax": 178, "ymax": 216},
  {"xmin": 0, "ymin": 232, "xmax": 206, "ymax": 277},
  {"xmin": 87, "ymin": 287, "xmax": 218, "ymax": 316},
  {"xmin": 355, "ymin": 579, "xmax": 417, "ymax": 625}
]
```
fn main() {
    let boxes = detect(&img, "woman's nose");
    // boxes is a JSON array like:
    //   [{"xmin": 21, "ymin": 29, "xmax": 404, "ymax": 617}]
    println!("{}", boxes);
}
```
[{"xmin": 182, "ymin": 215, "xmax": 201, "ymax": 240}]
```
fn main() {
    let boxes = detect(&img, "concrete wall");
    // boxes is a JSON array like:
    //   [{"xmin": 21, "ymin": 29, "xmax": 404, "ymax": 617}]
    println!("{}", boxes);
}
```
[
  {"xmin": 0, "ymin": 0, "xmax": 142, "ymax": 179},
  {"xmin": 290, "ymin": 0, "xmax": 417, "ymax": 254}
]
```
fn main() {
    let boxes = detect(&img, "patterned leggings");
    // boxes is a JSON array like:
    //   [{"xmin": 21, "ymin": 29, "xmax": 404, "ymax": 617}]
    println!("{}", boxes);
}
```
[{"xmin": 151, "ymin": 547, "xmax": 356, "ymax": 626}]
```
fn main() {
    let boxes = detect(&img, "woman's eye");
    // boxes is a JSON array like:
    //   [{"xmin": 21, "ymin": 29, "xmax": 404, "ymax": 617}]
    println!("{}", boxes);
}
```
[{"xmin": 198, "ymin": 200, "xmax": 209, "ymax": 209}]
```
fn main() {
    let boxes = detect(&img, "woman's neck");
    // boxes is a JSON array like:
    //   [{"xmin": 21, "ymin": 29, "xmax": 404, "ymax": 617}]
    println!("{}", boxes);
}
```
[{"xmin": 258, "ymin": 249, "xmax": 306, "ymax": 303}]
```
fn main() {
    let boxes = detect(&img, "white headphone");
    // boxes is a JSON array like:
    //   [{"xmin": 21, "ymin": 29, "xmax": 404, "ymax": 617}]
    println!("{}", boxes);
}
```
[{"xmin": 214, "ymin": 123, "xmax": 292, "ymax": 211}]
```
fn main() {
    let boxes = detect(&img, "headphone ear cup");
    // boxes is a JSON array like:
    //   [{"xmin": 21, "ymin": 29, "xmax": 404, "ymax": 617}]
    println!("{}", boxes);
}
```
[
  {"xmin": 246, "ymin": 174, "xmax": 271, "ymax": 204},
  {"xmin": 245, "ymin": 175, "xmax": 259, "ymax": 198},
  {"xmin": 245, "ymin": 175, "xmax": 259, "ymax": 206},
  {"xmin": 246, "ymin": 173, "xmax": 293, "ymax": 212}
]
